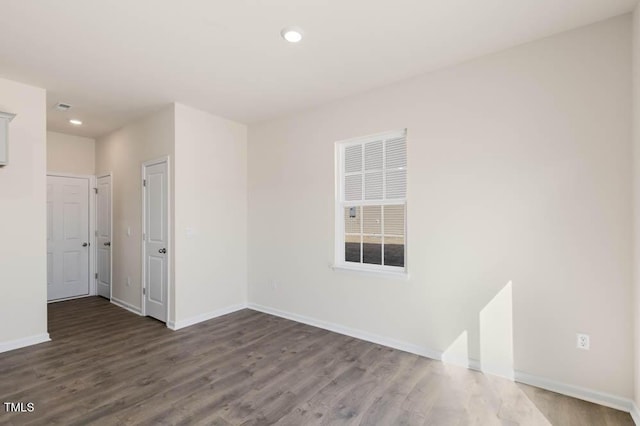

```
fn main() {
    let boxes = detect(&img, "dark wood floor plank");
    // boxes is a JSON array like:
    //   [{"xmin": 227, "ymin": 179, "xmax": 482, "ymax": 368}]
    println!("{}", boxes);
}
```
[
  {"xmin": 0, "ymin": 297, "xmax": 633, "ymax": 425},
  {"xmin": 33, "ymin": 317, "xmax": 302, "ymax": 424},
  {"xmin": 118, "ymin": 323, "xmax": 334, "ymax": 424},
  {"xmin": 358, "ymin": 355, "xmax": 436, "ymax": 426},
  {"xmin": 2, "ymin": 309, "xmax": 273, "ymax": 407},
  {"xmin": 224, "ymin": 334, "xmax": 369, "ymax": 424}
]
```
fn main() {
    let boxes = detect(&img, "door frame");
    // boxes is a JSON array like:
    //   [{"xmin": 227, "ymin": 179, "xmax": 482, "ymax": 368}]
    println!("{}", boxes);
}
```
[
  {"xmin": 46, "ymin": 172, "xmax": 97, "ymax": 299},
  {"xmin": 140, "ymin": 156, "xmax": 171, "ymax": 323},
  {"xmin": 96, "ymin": 172, "xmax": 113, "ymax": 300}
]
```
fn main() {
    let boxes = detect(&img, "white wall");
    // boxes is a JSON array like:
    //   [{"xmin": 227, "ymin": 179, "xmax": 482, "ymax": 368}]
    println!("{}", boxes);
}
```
[
  {"xmin": 0, "ymin": 78, "xmax": 48, "ymax": 348},
  {"xmin": 173, "ymin": 103, "xmax": 247, "ymax": 326},
  {"xmin": 94, "ymin": 103, "xmax": 247, "ymax": 326},
  {"xmin": 47, "ymin": 132, "xmax": 96, "ymax": 175},
  {"xmin": 632, "ymin": 3, "xmax": 640, "ymax": 413},
  {"xmin": 248, "ymin": 15, "xmax": 633, "ymax": 398},
  {"xmin": 95, "ymin": 106, "xmax": 175, "ymax": 317},
  {"xmin": 46, "ymin": 131, "xmax": 95, "ymax": 175}
]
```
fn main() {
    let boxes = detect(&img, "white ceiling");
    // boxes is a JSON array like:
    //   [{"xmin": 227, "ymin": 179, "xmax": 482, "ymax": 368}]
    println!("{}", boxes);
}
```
[{"xmin": 0, "ymin": 0, "xmax": 636, "ymax": 138}]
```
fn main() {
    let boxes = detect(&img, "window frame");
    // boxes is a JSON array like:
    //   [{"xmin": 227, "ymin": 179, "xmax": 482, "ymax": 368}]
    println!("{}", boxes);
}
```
[{"xmin": 334, "ymin": 129, "xmax": 408, "ymax": 276}]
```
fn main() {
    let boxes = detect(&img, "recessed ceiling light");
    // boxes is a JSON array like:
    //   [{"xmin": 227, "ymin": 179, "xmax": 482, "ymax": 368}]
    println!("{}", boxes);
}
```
[
  {"xmin": 281, "ymin": 26, "xmax": 303, "ymax": 43},
  {"xmin": 69, "ymin": 119, "xmax": 83, "ymax": 126}
]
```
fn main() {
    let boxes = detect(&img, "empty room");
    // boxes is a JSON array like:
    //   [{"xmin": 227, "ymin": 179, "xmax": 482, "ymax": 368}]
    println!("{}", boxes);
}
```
[{"xmin": 1, "ymin": 0, "xmax": 640, "ymax": 424}]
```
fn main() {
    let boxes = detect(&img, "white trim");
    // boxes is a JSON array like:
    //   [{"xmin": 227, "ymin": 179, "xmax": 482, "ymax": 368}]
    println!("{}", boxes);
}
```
[
  {"xmin": 167, "ymin": 303, "xmax": 247, "ymax": 331},
  {"xmin": 47, "ymin": 294, "xmax": 91, "ymax": 303},
  {"xmin": 96, "ymin": 172, "xmax": 113, "ymax": 299},
  {"xmin": 46, "ymin": 172, "xmax": 94, "ymax": 179},
  {"xmin": 478, "ymin": 362, "xmax": 514, "ymax": 380},
  {"xmin": 335, "ymin": 129, "xmax": 406, "ymax": 147},
  {"xmin": 441, "ymin": 355, "xmax": 513, "ymax": 381},
  {"xmin": 89, "ymin": 175, "xmax": 96, "ymax": 295},
  {"xmin": 247, "ymin": 302, "xmax": 634, "ymax": 416},
  {"xmin": 141, "ymin": 156, "xmax": 172, "ymax": 324},
  {"xmin": 0, "ymin": 333, "xmax": 50, "ymax": 354},
  {"xmin": 111, "ymin": 297, "xmax": 142, "ymax": 316},
  {"xmin": 247, "ymin": 303, "xmax": 441, "ymax": 360},
  {"xmin": 46, "ymin": 173, "xmax": 97, "ymax": 297},
  {"xmin": 514, "ymin": 371, "xmax": 635, "ymax": 414},
  {"xmin": 0, "ymin": 111, "xmax": 16, "ymax": 121},
  {"xmin": 630, "ymin": 402, "xmax": 640, "ymax": 425},
  {"xmin": 331, "ymin": 263, "xmax": 409, "ymax": 279},
  {"xmin": 440, "ymin": 352, "xmax": 481, "ymax": 371},
  {"xmin": 334, "ymin": 145, "xmax": 343, "ymax": 269}
]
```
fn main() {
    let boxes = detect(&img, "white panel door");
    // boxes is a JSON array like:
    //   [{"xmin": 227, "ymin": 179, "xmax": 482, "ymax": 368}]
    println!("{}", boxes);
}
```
[
  {"xmin": 47, "ymin": 176, "xmax": 90, "ymax": 301},
  {"xmin": 144, "ymin": 160, "xmax": 168, "ymax": 322},
  {"xmin": 96, "ymin": 175, "xmax": 112, "ymax": 299}
]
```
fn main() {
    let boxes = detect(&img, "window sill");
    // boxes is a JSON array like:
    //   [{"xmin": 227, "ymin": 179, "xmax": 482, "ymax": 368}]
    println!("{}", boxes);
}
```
[{"xmin": 330, "ymin": 263, "xmax": 409, "ymax": 280}]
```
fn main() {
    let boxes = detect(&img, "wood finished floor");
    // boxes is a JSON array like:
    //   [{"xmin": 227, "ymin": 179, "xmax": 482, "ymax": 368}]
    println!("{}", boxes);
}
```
[{"xmin": 0, "ymin": 297, "xmax": 633, "ymax": 425}]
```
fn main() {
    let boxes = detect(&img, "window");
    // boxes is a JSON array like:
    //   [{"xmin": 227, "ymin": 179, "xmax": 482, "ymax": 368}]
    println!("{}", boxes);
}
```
[{"xmin": 335, "ymin": 129, "xmax": 407, "ymax": 274}]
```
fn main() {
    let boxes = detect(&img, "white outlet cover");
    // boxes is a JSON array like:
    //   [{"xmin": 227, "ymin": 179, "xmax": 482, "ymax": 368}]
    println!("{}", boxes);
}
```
[{"xmin": 576, "ymin": 333, "xmax": 590, "ymax": 350}]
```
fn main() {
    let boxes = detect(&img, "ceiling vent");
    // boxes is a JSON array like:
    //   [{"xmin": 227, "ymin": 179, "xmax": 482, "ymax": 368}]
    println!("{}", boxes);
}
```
[{"xmin": 54, "ymin": 102, "xmax": 72, "ymax": 111}]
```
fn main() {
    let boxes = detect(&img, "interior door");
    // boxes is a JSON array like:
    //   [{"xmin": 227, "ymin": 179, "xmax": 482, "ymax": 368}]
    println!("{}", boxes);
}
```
[
  {"xmin": 47, "ymin": 176, "xmax": 90, "ymax": 301},
  {"xmin": 144, "ymin": 160, "xmax": 168, "ymax": 322},
  {"xmin": 96, "ymin": 175, "xmax": 112, "ymax": 299}
]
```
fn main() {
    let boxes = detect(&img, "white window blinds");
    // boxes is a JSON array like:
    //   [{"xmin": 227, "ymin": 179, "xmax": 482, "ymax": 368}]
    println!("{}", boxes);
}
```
[{"xmin": 342, "ymin": 131, "xmax": 407, "ymax": 202}]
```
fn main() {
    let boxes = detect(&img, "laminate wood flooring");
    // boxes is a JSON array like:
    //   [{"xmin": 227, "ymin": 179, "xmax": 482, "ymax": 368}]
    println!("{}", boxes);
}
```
[{"xmin": 0, "ymin": 297, "xmax": 633, "ymax": 425}]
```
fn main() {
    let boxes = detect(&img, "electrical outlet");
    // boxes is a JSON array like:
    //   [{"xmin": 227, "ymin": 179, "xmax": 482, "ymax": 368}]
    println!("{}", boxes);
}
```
[
  {"xmin": 126, "ymin": 277, "xmax": 131, "ymax": 287},
  {"xmin": 576, "ymin": 333, "xmax": 590, "ymax": 350}
]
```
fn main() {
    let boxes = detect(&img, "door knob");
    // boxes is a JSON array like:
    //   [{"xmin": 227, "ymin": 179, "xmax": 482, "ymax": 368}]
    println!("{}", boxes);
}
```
[
  {"xmin": 104, "ymin": 242, "xmax": 111, "ymax": 247},
  {"xmin": 158, "ymin": 248, "xmax": 167, "ymax": 254},
  {"xmin": 82, "ymin": 242, "xmax": 88, "ymax": 247}
]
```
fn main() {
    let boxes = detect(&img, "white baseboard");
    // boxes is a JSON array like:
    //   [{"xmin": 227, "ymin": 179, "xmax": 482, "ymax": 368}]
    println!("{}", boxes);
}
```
[
  {"xmin": 168, "ymin": 303, "xmax": 247, "ymax": 331},
  {"xmin": 47, "ymin": 294, "xmax": 91, "ymax": 303},
  {"xmin": 439, "ymin": 355, "xmax": 516, "ymax": 381},
  {"xmin": 247, "ymin": 302, "xmax": 634, "ymax": 417},
  {"xmin": 477, "ymin": 362, "xmax": 515, "ymax": 380},
  {"xmin": 248, "ymin": 304, "xmax": 513, "ymax": 380},
  {"xmin": 630, "ymin": 401, "xmax": 640, "ymax": 425},
  {"xmin": 514, "ymin": 371, "xmax": 635, "ymax": 414},
  {"xmin": 247, "ymin": 303, "xmax": 442, "ymax": 361},
  {"xmin": 0, "ymin": 333, "xmax": 50, "ymax": 354},
  {"xmin": 111, "ymin": 297, "xmax": 142, "ymax": 316}
]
